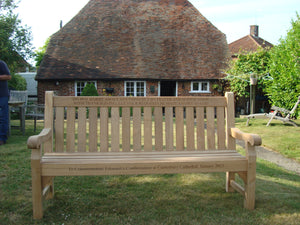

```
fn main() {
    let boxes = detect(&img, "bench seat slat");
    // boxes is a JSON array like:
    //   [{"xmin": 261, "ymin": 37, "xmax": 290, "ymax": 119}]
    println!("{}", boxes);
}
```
[
  {"xmin": 43, "ymin": 150, "xmax": 241, "ymax": 157},
  {"xmin": 42, "ymin": 156, "xmax": 246, "ymax": 164},
  {"xmin": 41, "ymin": 151, "xmax": 247, "ymax": 176}
]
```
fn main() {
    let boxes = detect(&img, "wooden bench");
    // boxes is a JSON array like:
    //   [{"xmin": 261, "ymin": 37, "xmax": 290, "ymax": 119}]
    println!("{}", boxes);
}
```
[
  {"xmin": 25, "ymin": 104, "xmax": 45, "ymax": 132},
  {"xmin": 28, "ymin": 91, "xmax": 261, "ymax": 219},
  {"xmin": 246, "ymin": 96, "xmax": 300, "ymax": 127}
]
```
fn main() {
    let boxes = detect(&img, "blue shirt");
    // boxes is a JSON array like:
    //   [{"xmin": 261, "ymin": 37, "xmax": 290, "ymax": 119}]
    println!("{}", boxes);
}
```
[{"xmin": 0, "ymin": 60, "xmax": 10, "ymax": 97}]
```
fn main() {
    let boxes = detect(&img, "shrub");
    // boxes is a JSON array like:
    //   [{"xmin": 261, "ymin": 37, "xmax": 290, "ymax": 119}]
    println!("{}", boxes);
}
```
[
  {"xmin": 8, "ymin": 73, "xmax": 27, "ymax": 90},
  {"xmin": 81, "ymin": 83, "xmax": 98, "ymax": 96}
]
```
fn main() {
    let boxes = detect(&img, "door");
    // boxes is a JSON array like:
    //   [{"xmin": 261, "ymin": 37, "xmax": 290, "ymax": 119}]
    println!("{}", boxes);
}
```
[{"xmin": 160, "ymin": 81, "xmax": 177, "ymax": 96}]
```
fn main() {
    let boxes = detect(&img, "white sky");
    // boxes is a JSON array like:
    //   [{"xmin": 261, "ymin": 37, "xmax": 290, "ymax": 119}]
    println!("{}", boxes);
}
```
[{"xmin": 16, "ymin": 0, "xmax": 299, "ymax": 52}]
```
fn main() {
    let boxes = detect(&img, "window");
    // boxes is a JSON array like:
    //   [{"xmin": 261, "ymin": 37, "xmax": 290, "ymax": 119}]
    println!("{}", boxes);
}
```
[
  {"xmin": 75, "ymin": 81, "xmax": 97, "ymax": 96},
  {"xmin": 190, "ymin": 81, "xmax": 210, "ymax": 93},
  {"xmin": 125, "ymin": 81, "xmax": 146, "ymax": 96}
]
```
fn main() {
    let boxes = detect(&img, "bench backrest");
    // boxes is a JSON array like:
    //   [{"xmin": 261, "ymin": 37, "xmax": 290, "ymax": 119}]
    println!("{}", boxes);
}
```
[{"xmin": 43, "ymin": 91, "xmax": 236, "ymax": 153}]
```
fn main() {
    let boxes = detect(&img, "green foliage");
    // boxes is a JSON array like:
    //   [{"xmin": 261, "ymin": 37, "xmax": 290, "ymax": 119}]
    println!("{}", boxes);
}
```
[
  {"xmin": 8, "ymin": 73, "xmax": 27, "ymax": 90},
  {"xmin": 0, "ymin": 0, "xmax": 33, "ymax": 72},
  {"xmin": 265, "ymin": 13, "xmax": 300, "ymax": 117},
  {"xmin": 225, "ymin": 48, "xmax": 271, "ymax": 97},
  {"xmin": 81, "ymin": 83, "xmax": 99, "ymax": 96},
  {"xmin": 34, "ymin": 38, "xmax": 50, "ymax": 68}
]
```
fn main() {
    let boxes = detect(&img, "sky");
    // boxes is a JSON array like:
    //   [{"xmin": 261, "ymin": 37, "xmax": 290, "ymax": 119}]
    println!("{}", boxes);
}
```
[{"xmin": 16, "ymin": 0, "xmax": 299, "ymax": 52}]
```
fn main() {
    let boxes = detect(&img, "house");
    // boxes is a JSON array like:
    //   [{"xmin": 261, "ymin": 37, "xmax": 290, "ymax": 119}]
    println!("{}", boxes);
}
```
[
  {"xmin": 36, "ymin": 0, "xmax": 230, "ymax": 103},
  {"xmin": 229, "ymin": 25, "xmax": 273, "ymax": 59},
  {"xmin": 18, "ymin": 72, "xmax": 37, "ymax": 98},
  {"xmin": 228, "ymin": 25, "xmax": 273, "ymax": 114}
]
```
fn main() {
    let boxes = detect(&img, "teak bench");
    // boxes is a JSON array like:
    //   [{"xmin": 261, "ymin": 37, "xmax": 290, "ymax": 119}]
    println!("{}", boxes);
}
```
[{"xmin": 28, "ymin": 91, "xmax": 261, "ymax": 219}]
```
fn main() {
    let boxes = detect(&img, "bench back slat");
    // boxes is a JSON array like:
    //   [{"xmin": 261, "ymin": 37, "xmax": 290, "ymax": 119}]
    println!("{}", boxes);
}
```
[
  {"xmin": 196, "ymin": 107, "xmax": 205, "ymax": 150},
  {"xmin": 154, "ymin": 107, "xmax": 163, "ymax": 151},
  {"xmin": 133, "ymin": 107, "xmax": 142, "ymax": 152},
  {"xmin": 111, "ymin": 107, "xmax": 120, "ymax": 152},
  {"xmin": 225, "ymin": 92, "xmax": 236, "ymax": 150},
  {"xmin": 100, "ymin": 107, "xmax": 109, "ymax": 152},
  {"xmin": 89, "ymin": 107, "xmax": 98, "ymax": 152},
  {"xmin": 144, "ymin": 107, "xmax": 153, "ymax": 151},
  {"xmin": 165, "ymin": 107, "xmax": 174, "ymax": 151},
  {"xmin": 77, "ymin": 107, "xmax": 87, "ymax": 152},
  {"xmin": 55, "ymin": 107, "xmax": 65, "ymax": 152},
  {"xmin": 186, "ymin": 107, "xmax": 195, "ymax": 151},
  {"xmin": 217, "ymin": 107, "xmax": 226, "ymax": 150},
  {"xmin": 66, "ymin": 107, "xmax": 76, "ymax": 152},
  {"xmin": 206, "ymin": 107, "xmax": 216, "ymax": 150},
  {"xmin": 122, "ymin": 107, "xmax": 131, "ymax": 152},
  {"xmin": 45, "ymin": 92, "xmax": 235, "ymax": 153},
  {"xmin": 175, "ymin": 107, "xmax": 184, "ymax": 151}
]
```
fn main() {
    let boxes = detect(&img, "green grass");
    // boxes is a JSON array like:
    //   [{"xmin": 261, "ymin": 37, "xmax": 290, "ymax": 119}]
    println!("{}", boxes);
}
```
[
  {"xmin": 236, "ymin": 118, "xmax": 300, "ymax": 162},
  {"xmin": 0, "ymin": 120, "xmax": 299, "ymax": 224}
]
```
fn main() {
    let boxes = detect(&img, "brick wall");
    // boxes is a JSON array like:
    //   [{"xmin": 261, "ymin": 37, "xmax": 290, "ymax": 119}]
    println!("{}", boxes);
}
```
[{"xmin": 38, "ymin": 80, "xmax": 223, "ymax": 103}]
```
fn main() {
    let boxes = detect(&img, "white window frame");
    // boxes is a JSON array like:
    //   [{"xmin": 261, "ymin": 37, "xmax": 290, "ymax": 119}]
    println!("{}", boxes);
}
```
[
  {"xmin": 75, "ymin": 81, "xmax": 97, "ymax": 96},
  {"xmin": 124, "ymin": 81, "xmax": 146, "ymax": 97},
  {"xmin": 190, "ymin": 81, "xmax": 210, "ymax": 93}
]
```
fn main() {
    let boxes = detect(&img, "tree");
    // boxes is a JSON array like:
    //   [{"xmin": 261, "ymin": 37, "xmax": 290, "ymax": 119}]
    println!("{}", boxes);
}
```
[
  {"xmin": 34, "ymin": 38, "xmax": 50, "ymax": 68},
  {"xmin": 8, "ymin": 73, "xmax": 27, "ymax": 90},
  {"xmin": 266, "ymin": 13, "xmax": 300, "ymax": 117},
  {"xmin": 225, "ymin": 48, "xmax": 271, "ymax": 98},
  {"xmin": 0, "ymin": 0, "xmax": 33, "ymax": 72},
  {"xmin": 81, "ymin": 83, "xmax": 99, "ymax": 96}
]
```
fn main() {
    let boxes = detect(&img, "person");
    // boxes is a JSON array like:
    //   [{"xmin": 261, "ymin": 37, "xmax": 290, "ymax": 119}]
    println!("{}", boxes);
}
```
[{"xmin": 0, "ymin": 60, "xmax": 11, "ymax": 145}]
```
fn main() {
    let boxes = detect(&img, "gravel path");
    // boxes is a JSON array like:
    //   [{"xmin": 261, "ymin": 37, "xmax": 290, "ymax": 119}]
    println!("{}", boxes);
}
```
[{"xmin": 236, "ymin": 140, "xmax": 300, "ymax": 175}]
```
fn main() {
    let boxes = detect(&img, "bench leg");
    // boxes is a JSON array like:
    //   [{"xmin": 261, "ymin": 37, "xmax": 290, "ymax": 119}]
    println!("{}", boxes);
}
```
[
  {"xmin": 226, "ymin": 172, "xmax": 235, "ymax": 192},
  {"xmin": 244, "ymin": 144, "xmax": 256, "ymax": 210},
  {"xmin": 42, "ymin": 176, "xmax": 55, "ymax": 200},
  {"xmin": 246, "ymin": 117, "xmax": 250, "ymax": 126},
  {"xmin": 31, "ymin": 150, "xmax": 43, "ymax": 219}
]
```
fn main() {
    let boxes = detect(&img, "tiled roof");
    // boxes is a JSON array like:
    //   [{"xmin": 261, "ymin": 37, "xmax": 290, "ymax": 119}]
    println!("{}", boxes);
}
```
[
  {"xmin": 229, "ymin": 35, "xmax": 273, "ymax": 56},
  {"xmin": 37, "ymin": 0, "xmax": 230, "ymax": 81}
]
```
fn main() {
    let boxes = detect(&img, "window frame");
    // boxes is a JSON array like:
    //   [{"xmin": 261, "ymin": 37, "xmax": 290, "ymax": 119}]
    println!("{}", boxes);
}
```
[
  {"xmin": 124, "ymin": 81, "xmax": 146, "ymax": 97},
  {"xmin": 190, "ymin": 81, "xmax": 210, "ymax": 93},
  {"xmin": 75, "ymin": 81, "xmax": 97, "ymax": 96}
]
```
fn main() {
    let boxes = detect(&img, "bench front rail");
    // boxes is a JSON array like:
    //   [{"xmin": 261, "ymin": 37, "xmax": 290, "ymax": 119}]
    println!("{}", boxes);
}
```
[{"xmin": 28, "ymin": 92, "xmax": 261, "ymax": 219}]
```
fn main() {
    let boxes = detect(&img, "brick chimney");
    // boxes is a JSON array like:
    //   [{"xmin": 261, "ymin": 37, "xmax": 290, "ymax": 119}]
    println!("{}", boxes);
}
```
[{"xmin": 250, "ymin": 25, "xmax": 259, "ymax": 37}]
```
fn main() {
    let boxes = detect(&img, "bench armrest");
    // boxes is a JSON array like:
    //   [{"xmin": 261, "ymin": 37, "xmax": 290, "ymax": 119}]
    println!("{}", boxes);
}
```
[
  {"xmin": 27, "ymin": 128, "xmax": 52, "ymax": 149},
  {"xmin": 230, "ymin": 128, "xmax": 262, "ymax": 146}
]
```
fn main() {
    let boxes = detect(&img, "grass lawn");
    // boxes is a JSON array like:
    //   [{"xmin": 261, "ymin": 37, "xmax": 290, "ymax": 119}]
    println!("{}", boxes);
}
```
[
  {"xmin": 235, "ymin": 118, "xmax": 300, "ymax": 162},
  {"xmin": 0, "ymin": 120, "xmax": 299, "ymax": 224}
]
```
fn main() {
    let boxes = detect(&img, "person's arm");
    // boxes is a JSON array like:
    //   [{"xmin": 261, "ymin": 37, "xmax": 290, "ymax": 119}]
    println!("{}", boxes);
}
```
[{"xmin": 0, "ymin": 75, "xmax": 11, "ymax": 80}]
